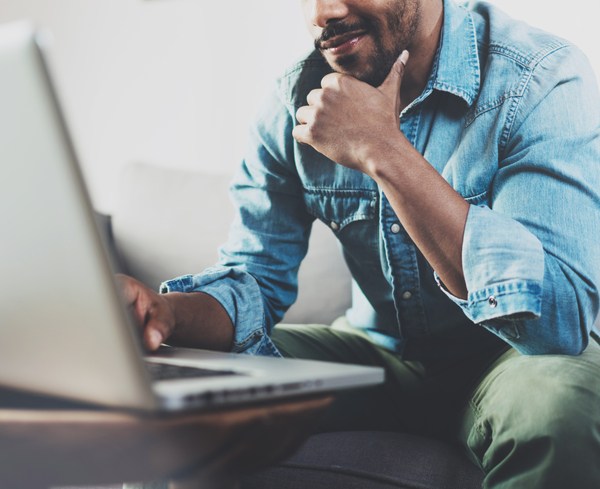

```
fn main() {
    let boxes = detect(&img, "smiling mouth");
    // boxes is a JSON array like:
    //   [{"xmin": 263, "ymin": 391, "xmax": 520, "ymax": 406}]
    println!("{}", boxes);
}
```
[{"xmin": 319, "ymin": 30, "xmax": 368, "ymax": 51}]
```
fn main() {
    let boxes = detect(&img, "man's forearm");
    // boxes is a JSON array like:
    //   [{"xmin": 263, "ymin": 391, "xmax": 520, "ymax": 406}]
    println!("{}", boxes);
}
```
[
  {"xmin": 163, "ymin": 291, "xmax": 234, "ymax": 351},
  {"xmin": 367, "ymin": 136, "xmax": 469, "ymax": 299}
]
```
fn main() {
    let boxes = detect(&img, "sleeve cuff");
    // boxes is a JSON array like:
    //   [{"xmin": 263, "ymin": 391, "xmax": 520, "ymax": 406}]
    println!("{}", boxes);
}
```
[
  {"xmin": 434, "ymin": 272, "xmax": 542, "ymax": 323},
  {"xmin": 160, "ymin": 267, "xmax": 281, "ymax": 357},
  {"xmin": 455, "ymin": 204, "xmax": 544, "ymax": 318}
]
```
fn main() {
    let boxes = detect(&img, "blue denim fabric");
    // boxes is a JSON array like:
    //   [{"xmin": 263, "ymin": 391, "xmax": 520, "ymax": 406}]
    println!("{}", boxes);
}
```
[{"xmin": 162, "ymin": 0, "xmax": 600, "ymax": 360}]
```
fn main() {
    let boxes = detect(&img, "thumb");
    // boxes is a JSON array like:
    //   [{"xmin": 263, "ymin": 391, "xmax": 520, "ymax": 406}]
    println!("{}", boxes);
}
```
[{"xmin": 378, "ymin": 50, "xmax": 409, "ymax": 107}]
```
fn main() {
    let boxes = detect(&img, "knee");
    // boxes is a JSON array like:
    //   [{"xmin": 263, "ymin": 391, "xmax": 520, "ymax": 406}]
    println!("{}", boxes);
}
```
[
  {"xmin": 476, "ymin": 361, "xmax": 600, "ymax": 480},
  {"xmin": 492, "ymin": 368, "xmax": 597, "ymax": 442}
]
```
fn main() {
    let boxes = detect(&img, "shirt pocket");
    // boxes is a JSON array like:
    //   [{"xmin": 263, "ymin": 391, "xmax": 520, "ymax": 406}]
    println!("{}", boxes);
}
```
[{"xmin": 303, "ymin": 188, "xmax": 378, "ymax": 235}]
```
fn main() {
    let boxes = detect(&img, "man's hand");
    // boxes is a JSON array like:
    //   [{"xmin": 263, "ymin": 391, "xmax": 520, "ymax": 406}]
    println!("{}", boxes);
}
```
[
  {"xmin": 293, "ymin": 50, "xmax": 409, "ymax": 174},
  {"xmin": 116, "ymin": 274, "xmax": 177, "ymax": 351},
  {"xmin": 116, "ymin": 274, "xmax": 235, "ymax": 352}
]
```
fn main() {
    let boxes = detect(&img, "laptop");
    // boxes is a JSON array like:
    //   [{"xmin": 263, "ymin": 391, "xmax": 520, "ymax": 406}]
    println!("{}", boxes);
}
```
[{"xmin": 0, "ymin": 21, "xmax": 384, "ymax": 412}]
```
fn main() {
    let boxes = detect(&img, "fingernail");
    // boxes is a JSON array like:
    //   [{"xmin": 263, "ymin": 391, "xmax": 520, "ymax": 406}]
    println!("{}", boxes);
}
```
[
  {"xmin": 399, "ymin": 50, "xmax": 409, "ymax": 66},
  {"xmin": 148, "ymin": 329, "xmax": 162, "ymax": 348}
]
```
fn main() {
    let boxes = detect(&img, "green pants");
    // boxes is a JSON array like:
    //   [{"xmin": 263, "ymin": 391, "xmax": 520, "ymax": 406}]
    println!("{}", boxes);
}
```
[{"xmin": 271, "ymin": 318, "xmax": 600, "ymax": 489}]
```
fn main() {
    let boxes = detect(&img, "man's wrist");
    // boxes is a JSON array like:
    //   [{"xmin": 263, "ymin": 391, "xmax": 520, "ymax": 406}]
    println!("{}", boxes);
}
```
[{"xmin": 363, "ymin": 131, "xmax": 411, "ymax": 181}]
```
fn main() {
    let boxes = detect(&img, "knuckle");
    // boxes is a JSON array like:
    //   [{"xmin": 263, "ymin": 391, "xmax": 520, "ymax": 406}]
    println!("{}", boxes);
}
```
[
  {"xmin": 292, "ymin": 125, "xmax": 306, "ymax": 143},
  {"xmin": 321, "ymin": 73, "xmax": 340, "ymax": 88},
  {"xmin": 307, "ymin": 89, "xmax": 322, "ymax": 106},
  {"xmin": 336, "ymin": 74, "xmax": 348, "ymax": 88}
]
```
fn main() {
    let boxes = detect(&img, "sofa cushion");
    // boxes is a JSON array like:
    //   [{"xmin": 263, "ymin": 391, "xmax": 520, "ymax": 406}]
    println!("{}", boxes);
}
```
[
  {"xmin": 241, "ymin": 431, "xmax": 484, "ymax": 489},
  {"xmin": 112, "ymin": 162, "xmax": 352, "ymax": 324}
]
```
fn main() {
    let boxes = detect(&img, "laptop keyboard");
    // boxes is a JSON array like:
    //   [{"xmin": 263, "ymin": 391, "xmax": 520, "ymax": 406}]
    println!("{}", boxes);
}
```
[{"xmin": 145, "ymin": 361, "xmax": 241, "ymax": 381}]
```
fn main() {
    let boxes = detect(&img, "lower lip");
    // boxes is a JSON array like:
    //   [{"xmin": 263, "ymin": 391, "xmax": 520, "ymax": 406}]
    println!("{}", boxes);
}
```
[{"xmin": 327, "ymin": 34, "xmax": 365, "ymax": 56}]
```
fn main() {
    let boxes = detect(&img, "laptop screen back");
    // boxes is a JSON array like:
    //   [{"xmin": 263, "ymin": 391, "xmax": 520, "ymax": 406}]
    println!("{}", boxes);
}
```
[{"xmin": 0, "ymin": 21, "xmax": 157, "ymax": 409}]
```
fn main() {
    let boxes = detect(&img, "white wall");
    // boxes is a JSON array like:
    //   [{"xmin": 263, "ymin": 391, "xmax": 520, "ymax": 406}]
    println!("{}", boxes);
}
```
[{"xmin": 0, "ymin": 0, "xmax": 597, "ymax": 212}]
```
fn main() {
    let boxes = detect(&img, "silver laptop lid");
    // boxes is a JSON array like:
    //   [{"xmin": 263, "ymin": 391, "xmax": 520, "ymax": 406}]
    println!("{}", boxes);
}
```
[{"xmin": 0, "ymin": 21, "xmax": 157, "ymax": 409}]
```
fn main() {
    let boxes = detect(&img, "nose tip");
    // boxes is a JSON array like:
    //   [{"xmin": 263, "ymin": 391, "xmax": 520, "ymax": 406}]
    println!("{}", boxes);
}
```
[{"xmin": 310, "ymin": 0, "xmax": 349, "ymax": 28}]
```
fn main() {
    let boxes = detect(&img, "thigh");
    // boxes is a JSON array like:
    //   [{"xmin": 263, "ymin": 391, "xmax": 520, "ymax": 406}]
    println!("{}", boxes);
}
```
[
  {"xmin": 459, "ymin": 337, "xmax": 600, "ymax": 489},
  {"xmin": 272, "ymin": 320, "xmax": 429, "ymax": 432},
  {"xmin": 272, "ymin": 319, "xmax": 500, "ymax": 436}
]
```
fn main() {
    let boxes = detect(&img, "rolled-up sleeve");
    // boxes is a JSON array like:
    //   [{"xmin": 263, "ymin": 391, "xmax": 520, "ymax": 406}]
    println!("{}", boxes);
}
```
[
  {"xmin": 438, "ymin": 45, "xmax": 600, "ymax": 355},
  {"xmin": 162, "ymin": 83, "xmax": 314, "ymax": 356},
  {"xmin": 160, "ymin": 269, "xmax": 280, "ymax": 356}
]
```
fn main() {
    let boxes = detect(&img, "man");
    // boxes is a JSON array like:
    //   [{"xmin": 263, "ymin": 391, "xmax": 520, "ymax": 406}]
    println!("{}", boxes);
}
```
[{"xmin": 120, "ymin": 0, "xmax": 600, "ymax": 487}]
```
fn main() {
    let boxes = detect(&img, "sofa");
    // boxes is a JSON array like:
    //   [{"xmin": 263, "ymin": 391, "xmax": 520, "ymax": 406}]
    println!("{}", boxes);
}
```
[{"xmin": 105, "ymin": 162, "xmax": 484, "ymax": 489}]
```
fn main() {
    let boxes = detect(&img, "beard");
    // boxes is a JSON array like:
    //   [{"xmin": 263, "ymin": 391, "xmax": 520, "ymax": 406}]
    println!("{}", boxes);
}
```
[{"xmin": 315, "ymin": 1, "xmax": 420, "ymax": 87}]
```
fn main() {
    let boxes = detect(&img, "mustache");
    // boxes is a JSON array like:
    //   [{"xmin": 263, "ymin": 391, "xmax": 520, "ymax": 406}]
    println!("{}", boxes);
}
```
[{"xmin": 315, "ymin": 19, "xmax": 372, "ymax": 49}]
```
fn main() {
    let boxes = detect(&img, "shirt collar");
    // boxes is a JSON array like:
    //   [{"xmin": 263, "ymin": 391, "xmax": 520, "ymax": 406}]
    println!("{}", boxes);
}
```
[{"xmin": 429, "ymin": 0, "xmax": 481, "ymax": 107}]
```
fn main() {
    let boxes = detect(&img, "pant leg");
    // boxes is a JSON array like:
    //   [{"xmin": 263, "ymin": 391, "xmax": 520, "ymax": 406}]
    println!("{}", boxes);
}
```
[
  {"xmin": 271, "ymin": 320, "xmax": 426, "ymax": 432},
  {"xmin": 459, "ymin": 337, "xmax": 600, "ymax": 489},
  {"xmin": 271, "ymin": 318, "xmax": 505, "ymax": 436}
]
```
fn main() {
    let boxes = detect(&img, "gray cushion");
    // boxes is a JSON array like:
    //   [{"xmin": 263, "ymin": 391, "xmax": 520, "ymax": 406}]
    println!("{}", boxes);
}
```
[{"xmin": 242, "ymin": 431, "xmax": 483, "ymax": 489}]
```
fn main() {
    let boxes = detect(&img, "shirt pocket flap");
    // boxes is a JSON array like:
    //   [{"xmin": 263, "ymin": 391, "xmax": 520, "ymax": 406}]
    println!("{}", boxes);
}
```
[
  {"xmin": 464, "ymin": 190, "xmax": 488, "ymax": 206},
  {"xmin": 304, "ymin": 189, "xmax": 378, "ymax": 232}
]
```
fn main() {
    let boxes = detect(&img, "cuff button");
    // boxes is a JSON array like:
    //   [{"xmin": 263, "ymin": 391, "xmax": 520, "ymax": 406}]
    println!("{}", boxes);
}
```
[{"xmin": 488, "ymin": 296, "xmax": 498, "ymax": 308}]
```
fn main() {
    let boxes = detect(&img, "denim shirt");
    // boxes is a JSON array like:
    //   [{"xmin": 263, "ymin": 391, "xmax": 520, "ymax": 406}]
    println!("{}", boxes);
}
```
[{"xmin": 162, "ymin": 0, "xmax": 600, "ymax": 360}]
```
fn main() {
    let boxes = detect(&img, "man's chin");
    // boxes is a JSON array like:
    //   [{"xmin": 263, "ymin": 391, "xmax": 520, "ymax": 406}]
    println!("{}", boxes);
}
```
[
  {"xmin": 321, "ymin": 52, "xmax": 358, "ymax": 73},
  {"xmin": 322, "ymin": 54, "xmax": 382, "ymax": 86}
]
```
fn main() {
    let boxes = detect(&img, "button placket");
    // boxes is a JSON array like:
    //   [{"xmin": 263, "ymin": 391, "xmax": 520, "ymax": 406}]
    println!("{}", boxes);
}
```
[
  {"xmin": 380, "ymin": 108, "xmax": 427, "ymax": 339},
  {"xmin": 380, "ymin": 191, "xmax": 424, "ymax": 338}
]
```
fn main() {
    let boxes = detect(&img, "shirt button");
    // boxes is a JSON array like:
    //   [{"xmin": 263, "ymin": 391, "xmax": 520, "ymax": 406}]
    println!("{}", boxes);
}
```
[
  {"xmin": 488, "ymin": 296, "xmax": 498, "ymax": 308},
  {"xmin": 330, "ymin": 221, "xmax": 340, "ymax": 231},
  {"xmin": 390, "ymin": 223, "xmax": 401, "ymax": 234},
  {"xmin": 402, "ymin": 291, "xmax": 412, "ymax": 300}
]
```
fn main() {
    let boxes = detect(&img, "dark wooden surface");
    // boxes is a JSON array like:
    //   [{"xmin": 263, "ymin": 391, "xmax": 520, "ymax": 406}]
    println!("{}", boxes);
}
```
[{"xmin": 0, "ymin": 394, "xmax": 333, "ymax": 489}]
